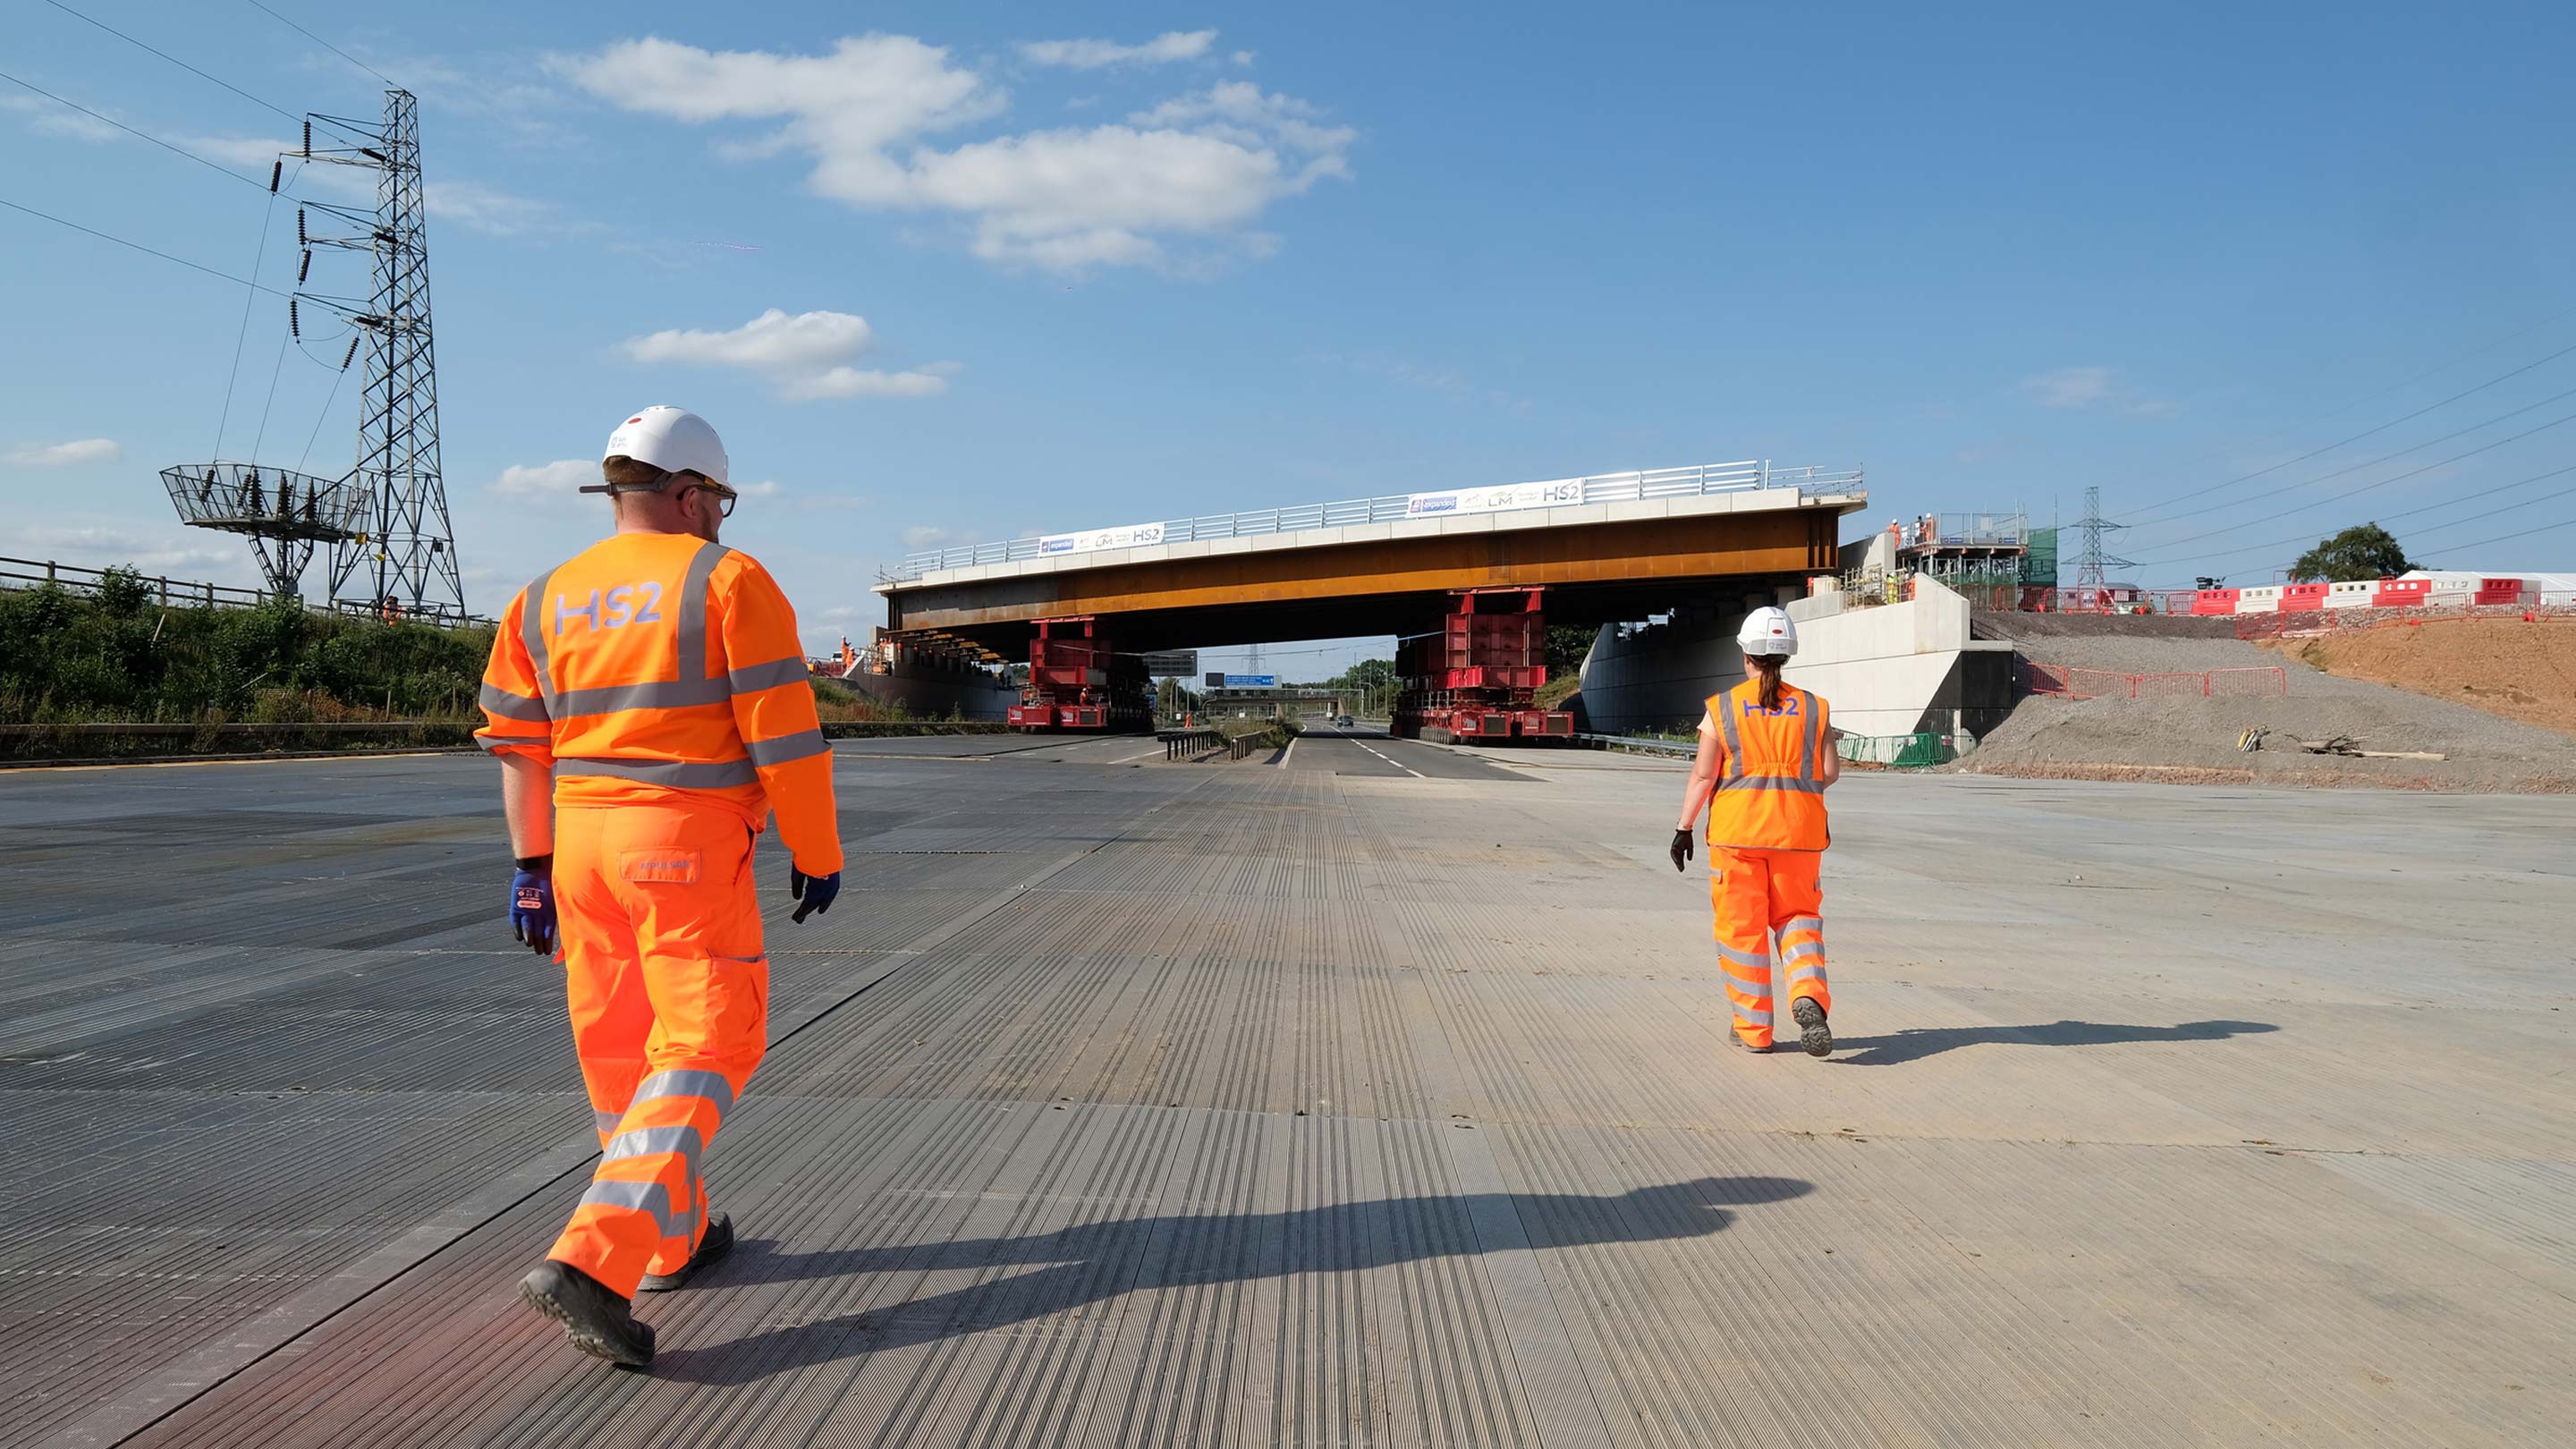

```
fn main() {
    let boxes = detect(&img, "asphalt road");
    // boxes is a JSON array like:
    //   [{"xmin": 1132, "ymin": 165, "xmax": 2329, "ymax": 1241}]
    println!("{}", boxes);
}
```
[{"xmin": 3, "ymin": 750, "xmax": 2567, "ymax": 1447}]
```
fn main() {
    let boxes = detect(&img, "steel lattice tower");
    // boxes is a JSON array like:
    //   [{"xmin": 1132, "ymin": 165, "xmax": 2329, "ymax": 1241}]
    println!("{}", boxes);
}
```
[
  {"xmin": 303, "ymin": 90, "xmax": 462, "ymax": 621},
  {"xmin": 2071, "ymin": 485, "xmax": 2134, "ymax": 609}
]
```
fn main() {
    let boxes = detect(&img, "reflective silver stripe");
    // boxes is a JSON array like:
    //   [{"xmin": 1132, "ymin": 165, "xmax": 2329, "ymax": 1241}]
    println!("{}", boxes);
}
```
[
  {"xmin": 521, "ymin": 572, "xmax": 556, "ymax": 707},
  {"xmin": 577, "ymin": 1177, "xmax": 695, "ymax": 1241},
  {"xmin": 1713, "ymin": 940, "xmax": 1770, "ymax": 970},
  {"xmin": 746, "ymin": 729, "xmax": 831, "ymax": 767},
  {"xmin": 603, "ymin": 1124, "xmax": 705, "ymax": 1203},
  {"xmin": 1717, "ymin": 775, "xmax": 1826, "ymax": 794},
  {"xmin": 1732, "ymin": 1004, "xmax": 1773, "ymax": 1027},
  {"xmin": 1712, "ymin": 691, "xmax": 1745, "ymax": 779},
  {"xmin": 1783, "ymin": 914, "xmax": 1822, "ymax": 937},
  {"xmin": 475, "ymin": 733, "xmax": 546, "ymax": 754},
  {"xmin": 479, "ymin": 682, "xmax": 550, "ymax": 723},
  {"xmin": 593, "ymin": 1108, "xmax": 624, "ymax": 1136},
  {"xmin": 1781, "ymin": 938, "xmax": 1824, "ymax": 962},
  {"xmin": 549, "ymin": 676, "xmax": 732, "ymax": 718},
  {"xmin": 674, "ymin": 542, "xmax": 732, "ymax": 684},
  {"xmin": 635, "ymin": 1068, "xmax": 736, "ymax": 1119},
  {"xmin": 1798, "ymin": 691, "xmax": 1818, "ymax": 780},
  {"xmin": 555, "ymin": 757, "xmax": 758, "ymax": 789},
  {"xmin": 1788, "ymin": 963, "xmax": 1826, "ymax": 986},
  {"xmin": 728, "ymin": 656, "xmax": 810, "ymax": 694},
  {"xmin": 1724, "ymin": 976, "xmax": 1773, "ymax": 1002}
]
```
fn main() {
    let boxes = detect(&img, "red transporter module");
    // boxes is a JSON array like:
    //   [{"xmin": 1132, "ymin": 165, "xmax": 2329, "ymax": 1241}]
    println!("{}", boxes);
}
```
[
  {"xmin": 1392, "ymin": 588, "xmax": 1575, "ymax": 745},
  {"xmin": 1007, "ymin": 616, "xmax": 1152, "ymax": 733}
]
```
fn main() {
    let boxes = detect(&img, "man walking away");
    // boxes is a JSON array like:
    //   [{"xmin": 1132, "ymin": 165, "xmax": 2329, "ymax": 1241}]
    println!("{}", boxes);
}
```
[{"xmin": 475, "ymin": 405, "xmax": 844, "ymax": 1367}]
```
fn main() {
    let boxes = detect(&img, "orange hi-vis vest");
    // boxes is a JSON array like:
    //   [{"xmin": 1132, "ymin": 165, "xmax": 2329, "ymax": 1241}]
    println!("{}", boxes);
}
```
[
  {"xmin": 1704, "ymin": 679, "xmax": 1831, "ymax": 852},
  {"xmin": 476, "ymin": 533, "xmax": 843, "ymax": 875}
]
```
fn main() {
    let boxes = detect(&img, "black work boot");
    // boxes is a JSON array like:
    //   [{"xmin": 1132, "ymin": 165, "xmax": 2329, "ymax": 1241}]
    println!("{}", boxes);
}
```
[
  {"xmin": 639, "ymin": 1212, "xmax": 733, "ymax": 1292},
  {"xmin": 520, "ymin": 1260, "xmax": 655, "ymax": 1367},
  {"xmin": 1792, "ymin": 997, "xmax": 1834, "ymax": 1058}
]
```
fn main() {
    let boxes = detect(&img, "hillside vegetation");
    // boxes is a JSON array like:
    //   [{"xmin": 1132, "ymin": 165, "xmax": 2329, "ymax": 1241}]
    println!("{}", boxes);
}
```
[{"xmin": 0, "ymin": 570, "xmax": 492, "ymax": 726}]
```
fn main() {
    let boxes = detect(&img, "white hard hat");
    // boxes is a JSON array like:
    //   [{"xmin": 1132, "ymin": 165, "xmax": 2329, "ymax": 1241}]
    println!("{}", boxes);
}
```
[
  {"xmin": 600, "ymin": 405, "xmax": 728, "ymax": 486},
  {"xmin": 1738, "ymin": 606, "xmax": 1798, "ymax": 658}
]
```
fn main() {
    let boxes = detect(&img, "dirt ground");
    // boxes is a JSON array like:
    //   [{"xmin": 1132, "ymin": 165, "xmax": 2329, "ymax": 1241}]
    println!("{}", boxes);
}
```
[
  {"xmin": 2260, "ymin": 617, "xmax": 2576, "ymax": 738},
  {"xmin": 1958, "ymin": 613, "xmax": 2576, "ymax": 792}
]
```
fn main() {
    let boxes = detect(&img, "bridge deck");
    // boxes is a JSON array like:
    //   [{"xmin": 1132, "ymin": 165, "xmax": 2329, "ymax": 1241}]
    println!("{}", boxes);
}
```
[{"xmin": 3, "ymin": 746, "xmax": 2568, "ymax": 1447}]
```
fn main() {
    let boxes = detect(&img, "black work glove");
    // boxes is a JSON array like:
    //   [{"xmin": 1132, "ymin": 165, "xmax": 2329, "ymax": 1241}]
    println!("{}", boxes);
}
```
[
  {"xmin": 789, "ymin": 862, "xmax": 842, "ymax": 924},
  {"xmin": 1669, "ymin": 829, "xmax": 1694, "ymax": 873}
]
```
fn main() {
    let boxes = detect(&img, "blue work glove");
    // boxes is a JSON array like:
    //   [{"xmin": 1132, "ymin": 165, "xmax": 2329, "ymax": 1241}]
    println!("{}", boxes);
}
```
[
  {"xmin": 510, "ymin": 854, "xmax": 556, "ymax": 954},
  {"xmin": 789, "ymin": 862, "xmax": 841, "ymax": 923}
]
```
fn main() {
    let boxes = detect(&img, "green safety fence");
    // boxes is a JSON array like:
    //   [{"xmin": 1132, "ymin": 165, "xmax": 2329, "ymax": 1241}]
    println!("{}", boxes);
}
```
[{"xmin": 1836, "ymin": 732, "xmax": 1959, "ymax": 768}]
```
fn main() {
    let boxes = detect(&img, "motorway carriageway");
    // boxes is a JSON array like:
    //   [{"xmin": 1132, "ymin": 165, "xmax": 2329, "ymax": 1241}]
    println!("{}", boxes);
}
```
[{"xmin": 835, "ymin": 722, "xmax": 1529, "ymax": 780}]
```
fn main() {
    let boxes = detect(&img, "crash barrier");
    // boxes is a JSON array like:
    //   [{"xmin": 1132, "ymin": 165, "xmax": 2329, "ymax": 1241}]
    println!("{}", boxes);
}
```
[
  {"xmin": 1158, "ymin": 728, "xmax": 1221, "ymax": 759},
  {"xmin": 2233, "ymin": 603, "xmax": 2576, "ymax": 640},
  {"xmin": 1576, "ymin": 733, "xmax": 1698, "ymax": 757},
  {"xmin": 2021, "ymin": 662, "xmax": 2289, "ymax": 699},
  {"xmin": 1835, "ymin": 732, "xmax": 1959, "ymax": 768}
]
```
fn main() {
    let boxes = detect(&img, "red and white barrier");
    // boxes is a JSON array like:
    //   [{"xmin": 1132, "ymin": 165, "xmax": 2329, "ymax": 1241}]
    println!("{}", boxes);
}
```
[{"xmin": 2187, "ymin": 576, "xmax": 2528, "ymax": 615}]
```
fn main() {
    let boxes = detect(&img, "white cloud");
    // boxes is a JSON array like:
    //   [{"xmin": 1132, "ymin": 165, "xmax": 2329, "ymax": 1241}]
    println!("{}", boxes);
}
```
[
  {"xmin": 618, "ymin": 308, "xmax": 953, "ymax": 402},
  {"xmin": 1019, "ymin": 31, "xmax": 1217, "ymax": 70},
  {"xmin": 0, "ymin": 93, "xmax": 124, "ymax": 142},
  {"xmin": 6, "ymin": 438, "xmax": 121, "ymax": 468},
  {"xmin": 21, "ymin": 523, "xmax": 241, "ymax": 574},
  {"xmin": 902, "ymin": 525, "xmax": 979, "ymax": 549},
  {"xmin": 1232, "ymin": 51, "xmax": 1258, "ymax": 67},
  {"xmin": 489, "ymin": 458, "xmax": 596, "ymax": 496},
  {"xmin": 550, "ymin": 36, "xmax": 1354, "ymax": 273},
  {"xmin": 2021, "ymin": 366, "xmax": 2177, "ymax": 416},
  {"xmin": 2023, "ymin": 366, "xmax": 2114, "ymax": 409}
]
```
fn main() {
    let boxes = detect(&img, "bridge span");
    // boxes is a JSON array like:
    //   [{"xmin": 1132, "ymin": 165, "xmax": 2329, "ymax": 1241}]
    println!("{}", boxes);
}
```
[{"xmin": 875, "ymin": 461, "xmax": 1867, "ymax": 655}]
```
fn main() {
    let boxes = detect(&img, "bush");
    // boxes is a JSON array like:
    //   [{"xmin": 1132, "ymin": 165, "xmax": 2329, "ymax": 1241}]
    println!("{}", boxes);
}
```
[{"xmin": 0, "ymin": 574, "xmax": 495, "ymax": 725}]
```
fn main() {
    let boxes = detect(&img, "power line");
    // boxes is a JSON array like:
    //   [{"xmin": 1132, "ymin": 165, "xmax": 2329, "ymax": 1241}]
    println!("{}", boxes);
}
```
[
  {"xmin": 2140, "ymin": 463, "xmax": 2576, "ymax": 572},
  {"xmin": 2126, "ymin": 383, "xmax": 2576, "ymax": 537},
  {"xmin": 2414, "ymin": 515, "xmax": 2576, "ymax": 560},
  {"xmin": 2131, "ymin": 411, "xmax": 2576, "ymax": 564},
  {"xmin": 0, "ymin": 68, "xmax": 270, "ymax": 191},
  {"xmin": 2124, "ymin": 339, "xmax": 2576, "ymax": 526},
  {"xmin": 39, "ymin": 0, "xmax": 299, "ymax": 121},
  {"xmin": 242, "ymin": 0, "xmax": 397, "ymax": 88},
  {"xmin": 0, "ymin": 194, "xmax": 291, "ymax": 297}
]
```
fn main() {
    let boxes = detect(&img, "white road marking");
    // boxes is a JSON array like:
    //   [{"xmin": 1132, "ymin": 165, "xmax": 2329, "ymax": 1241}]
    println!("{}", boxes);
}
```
[{"xmin": 1356, "ymin": 741, "xmax": 1426, "ymax": 778}]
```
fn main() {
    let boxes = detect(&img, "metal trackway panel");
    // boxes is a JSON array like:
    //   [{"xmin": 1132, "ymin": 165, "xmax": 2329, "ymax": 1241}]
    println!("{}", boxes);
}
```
[{"xmin": 1, "ymin": 753, "xmax": 2571, "ymax": 1447}]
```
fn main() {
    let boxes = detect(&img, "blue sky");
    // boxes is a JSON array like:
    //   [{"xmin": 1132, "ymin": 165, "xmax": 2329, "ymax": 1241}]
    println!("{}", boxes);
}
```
[{"xmin": 6, "ymin": 1, "xmax": 2573, "ymax": 674}]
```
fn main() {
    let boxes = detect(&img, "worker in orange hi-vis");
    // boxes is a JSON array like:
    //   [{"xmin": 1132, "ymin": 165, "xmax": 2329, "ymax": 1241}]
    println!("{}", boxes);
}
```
[
  {"xmin": 1669, "ymin": 606, "xmax": 1840, "ymax": 1058},
  {"xmin": 476, "ymin": 405, "xmax": 843, "ymax": 1368}
]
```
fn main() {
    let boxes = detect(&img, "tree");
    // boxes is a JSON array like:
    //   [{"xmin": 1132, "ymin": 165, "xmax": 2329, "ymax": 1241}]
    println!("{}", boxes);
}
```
[
  {"xmin": 1545, "ymin": 624, "xmax": 1596, "ymax": 674},
  {"xmin": 2289, "ymin": 523, "xmax": 2414, "ymax": 583}
]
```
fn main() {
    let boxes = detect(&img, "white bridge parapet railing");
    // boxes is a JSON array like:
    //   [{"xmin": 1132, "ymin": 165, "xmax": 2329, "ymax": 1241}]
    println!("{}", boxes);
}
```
[{"xmin": 884, "ymin": 460, "xmax": 1865, "ymax": 582}]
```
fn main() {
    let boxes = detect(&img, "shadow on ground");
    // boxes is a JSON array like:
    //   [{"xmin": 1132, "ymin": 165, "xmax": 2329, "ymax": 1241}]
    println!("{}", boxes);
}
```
[
  {"xmin": 1828, "ymin": 1018, "xmax": 2280, "ymax": 1066},
  {"xmin": 657, "ymin": 1174, "xmax": 1809, "ymax": 1385}
]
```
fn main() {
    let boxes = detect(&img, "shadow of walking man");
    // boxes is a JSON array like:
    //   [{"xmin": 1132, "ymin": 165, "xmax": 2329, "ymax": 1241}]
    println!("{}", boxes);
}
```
[
  {"xmin": 1830, "ymin": 1018, "xmax": 2280, "ymax": 1067},
  {"xmin": 657, "ymin": 1174, "xmax": 1811, "ymax": 1386}
]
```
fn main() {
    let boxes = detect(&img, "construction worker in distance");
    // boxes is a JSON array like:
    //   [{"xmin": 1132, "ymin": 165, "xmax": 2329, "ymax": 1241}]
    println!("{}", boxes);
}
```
[
  {"xmin": 474, "ymin": 405, "xmax": 844, "ymax": 1368},
  {"xmin": 1668, "ymin": 606, "xmax": 1839, "ymax": 1057}
]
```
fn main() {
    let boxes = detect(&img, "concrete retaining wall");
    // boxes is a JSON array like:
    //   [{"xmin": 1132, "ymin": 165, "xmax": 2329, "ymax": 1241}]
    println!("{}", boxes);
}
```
[{"xmin": 1578, "ymin": 575, "xmax": 2016, "ymax": 736}]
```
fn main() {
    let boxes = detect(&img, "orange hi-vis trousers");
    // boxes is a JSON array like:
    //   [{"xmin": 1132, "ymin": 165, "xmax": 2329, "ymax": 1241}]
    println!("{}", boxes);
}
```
[
  {"xmin": 1710, "ymin": 846, "xmax": 1832, "ymax": 1050},
  {"xmin": 548, "ymin": 802, "xmax": 769, "ymax": 1299}
]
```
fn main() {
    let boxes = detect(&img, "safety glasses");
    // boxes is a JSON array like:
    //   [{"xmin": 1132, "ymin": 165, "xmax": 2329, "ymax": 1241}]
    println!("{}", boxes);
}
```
[{"xmin": 677, "ymin": 479, "xmax": 739, "ymax": 518}]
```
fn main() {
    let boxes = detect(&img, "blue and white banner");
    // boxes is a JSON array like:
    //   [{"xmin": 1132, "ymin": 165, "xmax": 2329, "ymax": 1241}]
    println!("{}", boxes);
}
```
[
  {"xmin": 1038, "ymin": 521, "xmax": 1167, "ymax": 557},
  {"xmin": 1404, "ymin": 478, "xmax": 1585, "ymax": 520}
]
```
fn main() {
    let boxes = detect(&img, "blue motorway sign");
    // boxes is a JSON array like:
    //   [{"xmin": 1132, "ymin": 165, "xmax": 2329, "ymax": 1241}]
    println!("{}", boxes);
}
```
[{"xmin": 1222, "ymin": 674, "xmax": 1277, "ymax": 689}]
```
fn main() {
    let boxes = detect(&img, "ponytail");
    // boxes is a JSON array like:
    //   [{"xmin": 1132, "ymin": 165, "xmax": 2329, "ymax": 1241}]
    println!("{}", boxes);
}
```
[{"xmin": 1748, "ymin": 654, "xmax": 1784, "ymax": 712}]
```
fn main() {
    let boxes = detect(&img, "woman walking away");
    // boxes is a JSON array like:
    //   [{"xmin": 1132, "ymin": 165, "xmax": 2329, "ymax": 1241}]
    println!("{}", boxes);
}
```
[{"xmin": 1668, "ymin": 606, "xmax": 1839, "ymax": 1057}]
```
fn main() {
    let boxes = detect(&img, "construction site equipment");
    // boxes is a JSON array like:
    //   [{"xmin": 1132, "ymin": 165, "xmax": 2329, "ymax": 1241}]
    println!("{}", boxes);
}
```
[
  {"xmin": 1008, "ymin": 617, "xmax": 1151, "ymax": 733},
  {"xmin": 1391, "ymin": 588, "xmax": 1574, "ymax": 745},
  {"xmin": 160, "ymin": 463, "xmax": 370, "ymax": 598},
  {"xmin": 2238, "ymin": 728, "xmax": 2446, "ymax": 760}
]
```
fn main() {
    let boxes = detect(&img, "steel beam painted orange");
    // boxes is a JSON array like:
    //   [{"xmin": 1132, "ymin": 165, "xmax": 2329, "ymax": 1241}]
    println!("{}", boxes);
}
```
[{"xmin": 886, "ymin": 509, "xmax": 1841, "ymax": 635}]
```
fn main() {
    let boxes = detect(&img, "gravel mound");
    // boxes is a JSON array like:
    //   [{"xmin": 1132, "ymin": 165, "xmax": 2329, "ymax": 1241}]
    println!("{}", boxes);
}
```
[{"xmin": 1959, "ymin": 614, "xmax": 2576, "ymax": 792}]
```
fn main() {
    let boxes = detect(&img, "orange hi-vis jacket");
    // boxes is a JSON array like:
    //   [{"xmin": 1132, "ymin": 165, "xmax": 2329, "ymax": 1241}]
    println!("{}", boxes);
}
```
[
  {"xmin": 1703, "ymin": 679, "xmax": 1831, "ymax": 852},
  {"xmin": 476, "ymin": 533, "xmax": 843, "ymax": 875}
]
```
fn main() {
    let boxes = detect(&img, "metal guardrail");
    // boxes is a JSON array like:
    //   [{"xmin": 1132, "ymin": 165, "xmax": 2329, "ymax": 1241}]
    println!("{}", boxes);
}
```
[
  {"xmin": 1575, "ymin": 732, "xmax": 1698, "ymax": 757},
  {"xmin": 885, "ymin": 460, "xmax": 1865, "ymax": 580},
  {"xmin": 0, "ymin": 555, "xmax": 275, "ymax": 609}
]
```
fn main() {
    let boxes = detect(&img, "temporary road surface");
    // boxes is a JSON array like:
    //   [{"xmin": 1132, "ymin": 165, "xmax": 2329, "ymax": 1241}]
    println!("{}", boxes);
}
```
[{"xmin": 1, "ymin": 748, "xmax": 2567, "ymax": 1447}]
